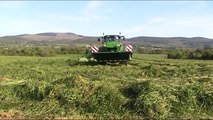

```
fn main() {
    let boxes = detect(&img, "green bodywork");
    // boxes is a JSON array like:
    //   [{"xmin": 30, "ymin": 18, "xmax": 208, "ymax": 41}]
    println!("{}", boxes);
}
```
[
  {"xmin": 93, "ymin": 35, "xmax": 133, "ymax": 62},
  {"xmin": 80, "ymin": 35, "xmax": 133, "ymax": 63}
]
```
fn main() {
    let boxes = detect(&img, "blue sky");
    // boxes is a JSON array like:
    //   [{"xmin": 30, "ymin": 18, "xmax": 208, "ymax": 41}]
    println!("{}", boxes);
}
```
[{"xmin": 0, "ymin": 1, "xmax": 213, "ymax": 38}]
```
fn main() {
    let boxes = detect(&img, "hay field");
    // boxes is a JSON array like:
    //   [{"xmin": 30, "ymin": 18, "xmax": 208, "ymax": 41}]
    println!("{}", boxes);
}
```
[{"xmin": 0, "ymin": 54, "xmax": 213, "ymax": 119}]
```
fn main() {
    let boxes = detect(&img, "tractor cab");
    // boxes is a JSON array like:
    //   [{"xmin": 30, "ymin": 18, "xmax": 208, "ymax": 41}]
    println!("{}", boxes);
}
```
[
  {"xmin": 98, "ymin": 35, "xmax": 125, "ymax": 50},
  {"xmin": 103, "ymin": 35, "xmax": 125, "ymax": 42}
]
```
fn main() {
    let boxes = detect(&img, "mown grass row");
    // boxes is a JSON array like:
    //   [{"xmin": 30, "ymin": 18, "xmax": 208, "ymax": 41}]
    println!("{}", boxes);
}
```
[{"xmin": 0, "ymin": 54, "xmax": 213, "ymax": 119}]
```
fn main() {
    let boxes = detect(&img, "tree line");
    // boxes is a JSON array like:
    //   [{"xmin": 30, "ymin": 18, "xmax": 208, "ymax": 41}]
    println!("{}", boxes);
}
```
[
  {"xmin": 167, "ymin": 48, "xmax": 213, "ymax": 60},
  {"xmin": 0, "ymin": 46, "xmax": 86, "ymax": 57},
  {"xmin": 0, "ymin": 46, "xmax": 212, "ymax": 60}
]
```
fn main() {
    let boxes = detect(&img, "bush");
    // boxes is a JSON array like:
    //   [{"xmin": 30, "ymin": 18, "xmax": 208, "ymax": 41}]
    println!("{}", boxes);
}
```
[
  {"xmin": 167, "ymin": 48, "xmax": 213, "ymax": 60},
  {"xmin": 167, "ymin": 50, "xmax": 184, "ymax": 59}
]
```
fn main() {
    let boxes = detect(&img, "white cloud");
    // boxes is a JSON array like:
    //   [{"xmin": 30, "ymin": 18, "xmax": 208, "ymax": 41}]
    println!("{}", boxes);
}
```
[
  {"xmin": 69, "ymin": 1, "xmax": 107, "ymax": 22},
  {"xmin": 0, "ymin": 1, "xmax": 26, "ymax": 9},
  {"xmin": 0, "ymin": 1, "xmax": 110, "ymax": 36},
  {"xmin": 84, "ymin": 1, "xmax": 100, "ymax": 14},
  {"xmin": 124, "ymin": 15, "xmax": 213, "ymax": 38},
  {"xmin": 0, "ymin": 18, "xmax": 68, "ymax": 36},
  {"xmin": 35, "ymin": 1, "xmax": 107, "ymax": 23}
]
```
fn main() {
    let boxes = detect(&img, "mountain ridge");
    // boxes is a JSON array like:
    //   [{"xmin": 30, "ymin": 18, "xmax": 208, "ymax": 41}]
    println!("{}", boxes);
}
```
[{"xmin": 0, "ymin": 32, "xmax": 212, "ymax": 48}]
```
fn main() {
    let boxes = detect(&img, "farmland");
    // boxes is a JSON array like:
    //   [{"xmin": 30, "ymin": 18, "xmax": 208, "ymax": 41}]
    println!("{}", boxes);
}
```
[{"xmin": 0, "ymin": 54, "xmax": 213, "ymax": 119}]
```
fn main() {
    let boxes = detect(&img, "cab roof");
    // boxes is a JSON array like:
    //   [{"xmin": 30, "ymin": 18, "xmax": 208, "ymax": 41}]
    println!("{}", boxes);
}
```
[{"xmin": 104, "ymin": 35, "xmax": 121, "ymax": 37}]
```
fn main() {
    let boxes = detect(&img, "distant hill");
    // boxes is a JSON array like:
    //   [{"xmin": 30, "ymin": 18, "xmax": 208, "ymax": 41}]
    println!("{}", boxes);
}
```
[
  {"xmin": 128, "ymin": 36, "xmax": 213, "ymax": 48},
  {"xmin": 0, "ymin": 32, "xmax": 87, "ymax": 47},
  {"xmin": 0, "ymin": 32, "xmax": 212, "ymax": 48},
  {"xmin": 18, "ymin": 32, "xmax": 84, "ymax": 41}
]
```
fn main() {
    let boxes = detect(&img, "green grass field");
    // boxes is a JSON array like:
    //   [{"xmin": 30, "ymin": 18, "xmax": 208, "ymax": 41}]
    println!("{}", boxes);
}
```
[{"xmin": 0, "ymin": 54, "xmax": 213, "ymax": 119}]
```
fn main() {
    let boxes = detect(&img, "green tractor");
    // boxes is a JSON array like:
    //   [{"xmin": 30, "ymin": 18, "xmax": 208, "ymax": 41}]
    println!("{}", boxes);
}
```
[{"xmin": 80, "ymin": 34, "xmax": 133, "ymax": 64}]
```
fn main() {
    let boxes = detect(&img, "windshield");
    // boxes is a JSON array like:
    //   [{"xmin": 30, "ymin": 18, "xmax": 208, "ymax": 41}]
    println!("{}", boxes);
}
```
[{"xmin": 104, "ymin": 36, "xmax": 120, "ymax": 42}]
